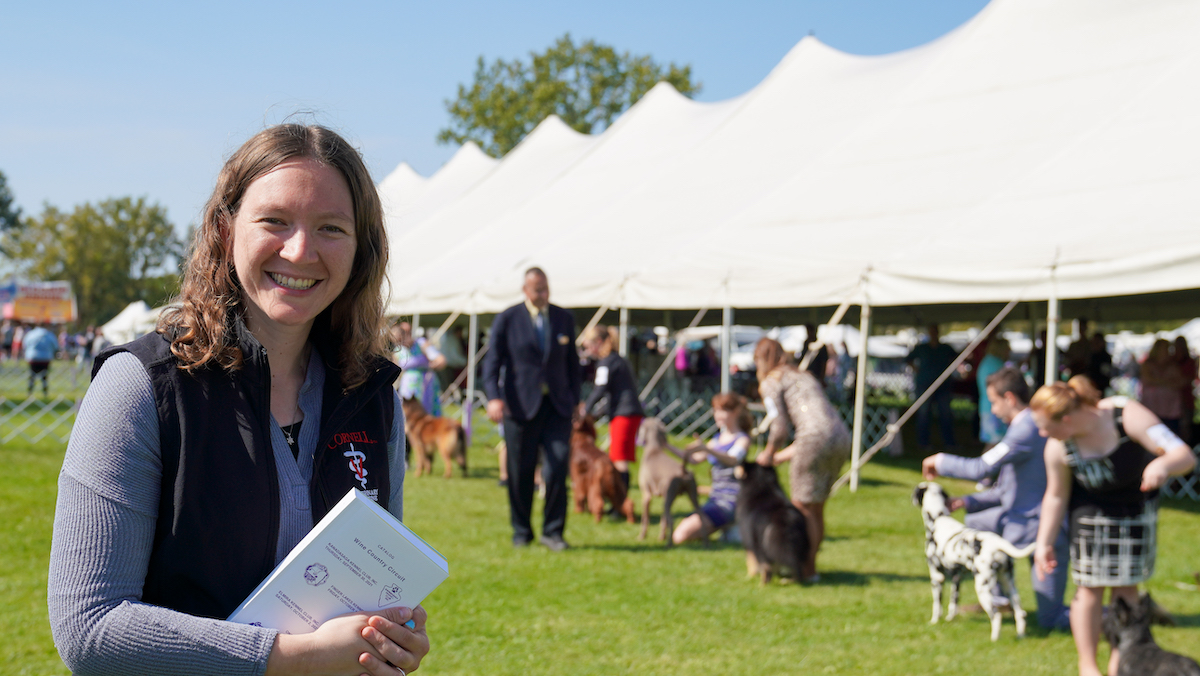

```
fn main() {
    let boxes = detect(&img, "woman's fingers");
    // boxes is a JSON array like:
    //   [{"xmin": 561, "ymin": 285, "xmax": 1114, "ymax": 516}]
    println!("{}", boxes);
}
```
[
  {"xmin": 360, "ymin": 606, "xmax": 430, "ymax": 673},
  {"xmin": 358, "ymin": 650, "xmax": 405, "ymax": 676}
]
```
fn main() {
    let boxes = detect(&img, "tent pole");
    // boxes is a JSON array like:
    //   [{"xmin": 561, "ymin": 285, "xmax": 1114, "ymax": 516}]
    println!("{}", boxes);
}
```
[
  {"xmin": 429, "ymin": 310, "xmax": 463, "ymax": 345},
  {"xmin": 721, "ymin": 306, "xmax": 733, "ymax": 392},
  {"xmin": 850, "ymin": 301, "xmax": 871, "ymax": 493},
  {"xmin": 465, "ymin": 313, "xmax": 478, "ymax": 444},
  {"xmin": 619, "ymin": 307, "xmax": 629, "ymax": 358},
  {"xmin": 1045, "ymin": 294, "xmax": 1059, "ymax": 386},
  {"xmin": 412, "ymin": 313, "xmax": 420, "ymax": 335}
]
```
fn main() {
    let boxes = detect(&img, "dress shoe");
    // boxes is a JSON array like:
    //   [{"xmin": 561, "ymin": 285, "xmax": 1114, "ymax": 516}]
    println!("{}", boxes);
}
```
[
  {"xmin": 539, "ymin": 535, "xmax": 570, "ymax": 552},
  {"xmin": 512, "ymin": 536, "xmax": 531, "ymax": 547}
]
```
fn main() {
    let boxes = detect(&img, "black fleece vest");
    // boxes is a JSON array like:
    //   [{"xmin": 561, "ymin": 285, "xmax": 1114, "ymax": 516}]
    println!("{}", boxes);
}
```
[{"xmin": 94, "ymin": 324, "xmax": 399, "ymax": 620}]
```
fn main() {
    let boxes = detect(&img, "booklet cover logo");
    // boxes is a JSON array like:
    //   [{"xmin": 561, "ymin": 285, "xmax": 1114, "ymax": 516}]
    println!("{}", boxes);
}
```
[
  {"xmin": 304, "ymin": 563, "xmax": 329, "ymax": 586},
  {"xmin": 379, "ymin": 583, "xmax": 402, "ymax": 607}
]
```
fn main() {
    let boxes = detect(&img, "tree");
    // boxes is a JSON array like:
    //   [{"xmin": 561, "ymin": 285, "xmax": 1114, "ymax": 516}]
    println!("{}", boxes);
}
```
[
  {"xmin": 11, "ymin": 197, "xmax": 185, "ymax": 325},
  {"xmin": 0, "ymin": 170, "xmax": 23, "ymax": 258},
  {"xmin": 438, "ymin": 34, "xmax": 701, "ymax": 158}
]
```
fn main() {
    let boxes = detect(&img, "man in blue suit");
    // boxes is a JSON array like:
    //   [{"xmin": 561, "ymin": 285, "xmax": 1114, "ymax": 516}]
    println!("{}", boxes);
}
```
[
  {"xmin": 483, "ymin": 268, "xmax": 581, "ymax": 551},
  {"xmin": 921, "ymin": 367, "xmax": 1070, "ymax": 630}
]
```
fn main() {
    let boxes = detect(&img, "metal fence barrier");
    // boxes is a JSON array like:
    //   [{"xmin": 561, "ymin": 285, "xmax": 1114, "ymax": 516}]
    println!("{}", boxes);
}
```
[{"xmin": 0, "ymin": 359, "xmax": 85, "ymax": 446}]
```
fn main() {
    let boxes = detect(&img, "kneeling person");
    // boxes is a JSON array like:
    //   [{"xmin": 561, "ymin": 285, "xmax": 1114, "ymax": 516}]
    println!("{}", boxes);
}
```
[
  {"xmin": 921, "ymin": 367, "xmax": 1070, "ymax": 631},
  {"xmin": 672, "ymin": 393, "xmax": 752, "ymax": 545}
]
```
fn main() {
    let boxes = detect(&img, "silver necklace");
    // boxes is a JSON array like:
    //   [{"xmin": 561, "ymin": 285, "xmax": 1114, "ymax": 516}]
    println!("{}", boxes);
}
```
[{"xmin": 280, "ymin": 402, "xmax": 304, "ymax": 446}]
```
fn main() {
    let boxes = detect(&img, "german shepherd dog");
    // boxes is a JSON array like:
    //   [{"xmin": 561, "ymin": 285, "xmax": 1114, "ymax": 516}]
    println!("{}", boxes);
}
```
[
  {"xmin": 734, "ymin": 461, "xmax": 810, "ymax": 585},
  {"xmin": 400, "ymin": 397, "xmax": 467, "ymax": 478},
  {"xmin": 1103, "ymin": 594, "xmax": 1200, "ymax": 676},
  {"xmin": 570, "ymin": 415, "xmax": 636, "ymax": 523}
]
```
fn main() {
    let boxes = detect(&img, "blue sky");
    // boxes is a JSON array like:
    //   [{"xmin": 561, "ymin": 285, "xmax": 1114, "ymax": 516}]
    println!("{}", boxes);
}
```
[{"xmin": 1, "ymin": 1, "xmax": 989, "ymax": 231}]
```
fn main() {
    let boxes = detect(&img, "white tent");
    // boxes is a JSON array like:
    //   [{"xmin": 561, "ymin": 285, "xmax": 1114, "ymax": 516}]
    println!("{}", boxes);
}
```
[
  {"xmin": 382, "ymin": 0, "xmax": 1200, "ymax": 317},
  {"xmin": 101, "ymin": 301, "xmax": 159, "ymax": 346}
]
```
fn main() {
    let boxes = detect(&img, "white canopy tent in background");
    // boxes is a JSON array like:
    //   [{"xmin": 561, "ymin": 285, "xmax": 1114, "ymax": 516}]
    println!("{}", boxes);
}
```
[
  {"xmin": 379, "ymin": 0, "xmax": 1200, "ymax": 489},
  {"xmin": 382, "ymin": 0, "xmax": 1200, "ymax": 317},
  {"xmin": 100, "ymin": 301, "xmax": 163, "ymax": 346}
]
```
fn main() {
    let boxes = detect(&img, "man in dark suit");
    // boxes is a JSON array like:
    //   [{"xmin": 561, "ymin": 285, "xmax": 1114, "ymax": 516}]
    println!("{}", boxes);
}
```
[{"xmin": 482, "ymin": 267, "xmax": 581, "ymax": 550}]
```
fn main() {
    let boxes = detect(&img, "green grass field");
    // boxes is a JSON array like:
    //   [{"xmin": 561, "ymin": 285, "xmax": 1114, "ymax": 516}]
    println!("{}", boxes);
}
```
[{"xmin": 3, "ymin": 419, "xmax": 1198, "ymax": 675}]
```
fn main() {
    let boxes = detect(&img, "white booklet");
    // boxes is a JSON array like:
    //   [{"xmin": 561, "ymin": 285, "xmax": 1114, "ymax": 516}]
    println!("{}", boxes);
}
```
[{"xmin": 227, "ymin": 488, "xmax": 449, "ymax": 634}]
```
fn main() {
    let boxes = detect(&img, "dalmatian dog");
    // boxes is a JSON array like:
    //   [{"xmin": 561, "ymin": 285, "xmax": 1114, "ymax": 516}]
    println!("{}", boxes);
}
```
[{"xmin": 912, "ymin": 482, "xmax": 1036, "ymax": 641}]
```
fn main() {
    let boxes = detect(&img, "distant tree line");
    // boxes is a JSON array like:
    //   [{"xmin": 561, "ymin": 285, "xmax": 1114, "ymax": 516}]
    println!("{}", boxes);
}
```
[{"xmin": 0, "ymin": 169, "xmax": 184, "ymax": 327}]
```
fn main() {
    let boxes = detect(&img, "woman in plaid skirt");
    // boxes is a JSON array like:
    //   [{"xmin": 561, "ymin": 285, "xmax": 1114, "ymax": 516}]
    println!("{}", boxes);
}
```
[{"xmin": 1031, "ymin": 376, "xmax": 1196, "ymax": 676}]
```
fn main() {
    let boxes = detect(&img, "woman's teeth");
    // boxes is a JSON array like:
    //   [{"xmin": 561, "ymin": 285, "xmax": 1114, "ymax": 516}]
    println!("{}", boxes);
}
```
[{"xmin": 269, "ymin": 273, "xmax": 316, "ymax": 290}]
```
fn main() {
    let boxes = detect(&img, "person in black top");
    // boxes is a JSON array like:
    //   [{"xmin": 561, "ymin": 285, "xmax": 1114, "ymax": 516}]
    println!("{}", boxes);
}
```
[
  {"xmin": 1032, "ymin": 376, "xmax": 1195, "ymax": 676},
  {"xmin": 580, "ymin": 325, "xmax": 645, "ymax": 490}
]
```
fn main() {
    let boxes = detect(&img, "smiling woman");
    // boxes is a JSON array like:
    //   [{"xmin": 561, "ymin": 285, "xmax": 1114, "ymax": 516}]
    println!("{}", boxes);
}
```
[
  {"xmin": 47, "ymin": 124, "xmax": 429, "ymax": 676},
  {"xmin": 230, "ymin": 157, "xmax": 357, "ymax": 337}
]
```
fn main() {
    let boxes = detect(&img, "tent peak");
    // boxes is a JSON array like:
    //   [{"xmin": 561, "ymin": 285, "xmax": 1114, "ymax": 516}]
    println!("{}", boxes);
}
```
[
  {"xmin": 377, "ymin": 161, "xmax": 426, "ymax": 187},
  {"xmin": 431, "ymin": 140, "xmax": 499, "ymax": 182}
]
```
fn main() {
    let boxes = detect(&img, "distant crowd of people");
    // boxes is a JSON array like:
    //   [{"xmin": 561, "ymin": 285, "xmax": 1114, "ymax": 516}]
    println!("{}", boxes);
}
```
[
  {"xmin": 1, "ymin": 320, "xmax": 111, "ymax": 395},
  {"xmin": 904, "ymin": 319, "xmax": 1199, "ymax": 452},
  {"xmin": 2, "ymin": 321, "xmax": 111, "ymax": 365}
]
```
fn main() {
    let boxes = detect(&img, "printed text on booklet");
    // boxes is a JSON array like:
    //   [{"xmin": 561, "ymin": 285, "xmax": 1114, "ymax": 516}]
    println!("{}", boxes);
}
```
[{"xmin": 228, "ymin": 488, "xmax": 449, "ymax": 634}]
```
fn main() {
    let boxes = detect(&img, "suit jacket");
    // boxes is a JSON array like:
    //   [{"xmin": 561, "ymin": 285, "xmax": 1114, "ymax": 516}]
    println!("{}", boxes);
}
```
[
  {"xmin": 482, "ymin": 302, "xmax": 581, "ymax": 422},
  {"xmin": 937, "ymin": 408, "xmax": 1049, "ymax": 546}
]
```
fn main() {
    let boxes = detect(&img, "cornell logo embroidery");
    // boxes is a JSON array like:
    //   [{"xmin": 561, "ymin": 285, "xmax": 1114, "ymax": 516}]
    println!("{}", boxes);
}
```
[
  {"xmin": 330, "ymin": 433, "xmax": 379, "ymax": 494},
  {"xmin": 344, "ymin": 443, "xmax": 369, "ymax": 490}
]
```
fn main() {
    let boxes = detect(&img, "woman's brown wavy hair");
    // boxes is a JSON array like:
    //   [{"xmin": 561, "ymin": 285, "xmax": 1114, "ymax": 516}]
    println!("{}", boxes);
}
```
[
  {"xmin": 158, "ymin": 124, "xmax": 390, "ymax": 389},
  {"xmin": 753, "ymin": 337, "xmax": 798, "ymax": 378}
]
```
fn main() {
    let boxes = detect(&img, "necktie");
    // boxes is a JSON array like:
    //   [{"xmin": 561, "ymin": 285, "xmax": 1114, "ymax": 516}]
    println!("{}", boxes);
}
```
[{"xmin": 535, "ymin": 312, "xmax": 547, "ymax": 354}]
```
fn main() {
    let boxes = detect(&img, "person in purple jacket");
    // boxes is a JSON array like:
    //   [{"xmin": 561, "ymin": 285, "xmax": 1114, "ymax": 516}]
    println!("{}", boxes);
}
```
[{"xmin": 921, "ymin": 366, "xmax": 1071, "ymax": 631}]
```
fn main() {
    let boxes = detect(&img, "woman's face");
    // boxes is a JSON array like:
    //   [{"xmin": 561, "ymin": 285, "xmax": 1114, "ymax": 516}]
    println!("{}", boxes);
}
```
[
  {"xmin": 229, "ymin": 157, "xmax": 356, "ymax": 337},
  {"xmin": 585, "ymin": 336, "xmax": 604, "ymax": 358},
  {"xmin": 1031, "ymin": 409, "xmax": 1074, "ymax": 440},
  {"xmin": 713, "ymin": 406, "xmax": 734, "ymax": 430}
]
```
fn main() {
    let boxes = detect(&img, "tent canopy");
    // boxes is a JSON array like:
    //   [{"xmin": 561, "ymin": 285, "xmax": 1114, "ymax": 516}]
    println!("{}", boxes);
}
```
[{"xmin": 382, "ymin": 0, "xmax": 1200, "ymax": 322}]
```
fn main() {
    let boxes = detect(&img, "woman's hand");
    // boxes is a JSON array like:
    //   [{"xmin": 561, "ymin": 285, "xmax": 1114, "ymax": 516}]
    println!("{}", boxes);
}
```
[
  {"xmin": 266, "ymin": 607, "xmax": 428, "ymax": 676},
  {"xmin": 690, "ymin": 450, "xmax": 709, "ymax": 464},
  {"xmin": 359, "ymin": 606, "xmax": 429, "ymax": 675},
  {"xmin": 769, "ymin": 443, "xmax": 797, "ymax": 466},
  {"xmin": 1033, "ymin": 543, "xmax": 1057, "ymax": 582},
  {"xmin": 1141, "ymin": 457, "xmax": 1172, "ymax": 492}
]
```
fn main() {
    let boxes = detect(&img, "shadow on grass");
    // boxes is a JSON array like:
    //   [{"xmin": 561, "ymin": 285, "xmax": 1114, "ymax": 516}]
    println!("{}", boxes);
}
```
[
  {"xmin": 1169, "ymin": 613, "xmax": 1200, "ymax": 628},
  {"xmin": 852, "ymin": 476, "xmax": 905, "ymax": 488},
  {"xmin": 819, "ymin": 570, "xmax": 929, "ymax": 585},
  {"xmin": 575, "ymin": 540, "xmax": 744, "ymax": 553}
]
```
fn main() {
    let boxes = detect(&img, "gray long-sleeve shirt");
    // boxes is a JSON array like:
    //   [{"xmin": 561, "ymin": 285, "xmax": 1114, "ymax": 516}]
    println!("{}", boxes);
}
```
[{"xmin": 48, "ymin": 351, "xmax": 405, "ymax": 675}]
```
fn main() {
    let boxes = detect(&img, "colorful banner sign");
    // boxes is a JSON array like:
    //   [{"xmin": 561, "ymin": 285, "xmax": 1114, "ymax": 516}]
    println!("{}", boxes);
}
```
[{"xmin": 2, "ymin": 281, "xmax": 77, "ymax": 323}]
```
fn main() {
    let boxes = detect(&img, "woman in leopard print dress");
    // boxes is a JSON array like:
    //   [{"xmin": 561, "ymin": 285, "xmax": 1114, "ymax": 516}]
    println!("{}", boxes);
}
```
[{"xmin": 753, "ymin": 337, "xmax": 851, "ymax": 581}]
